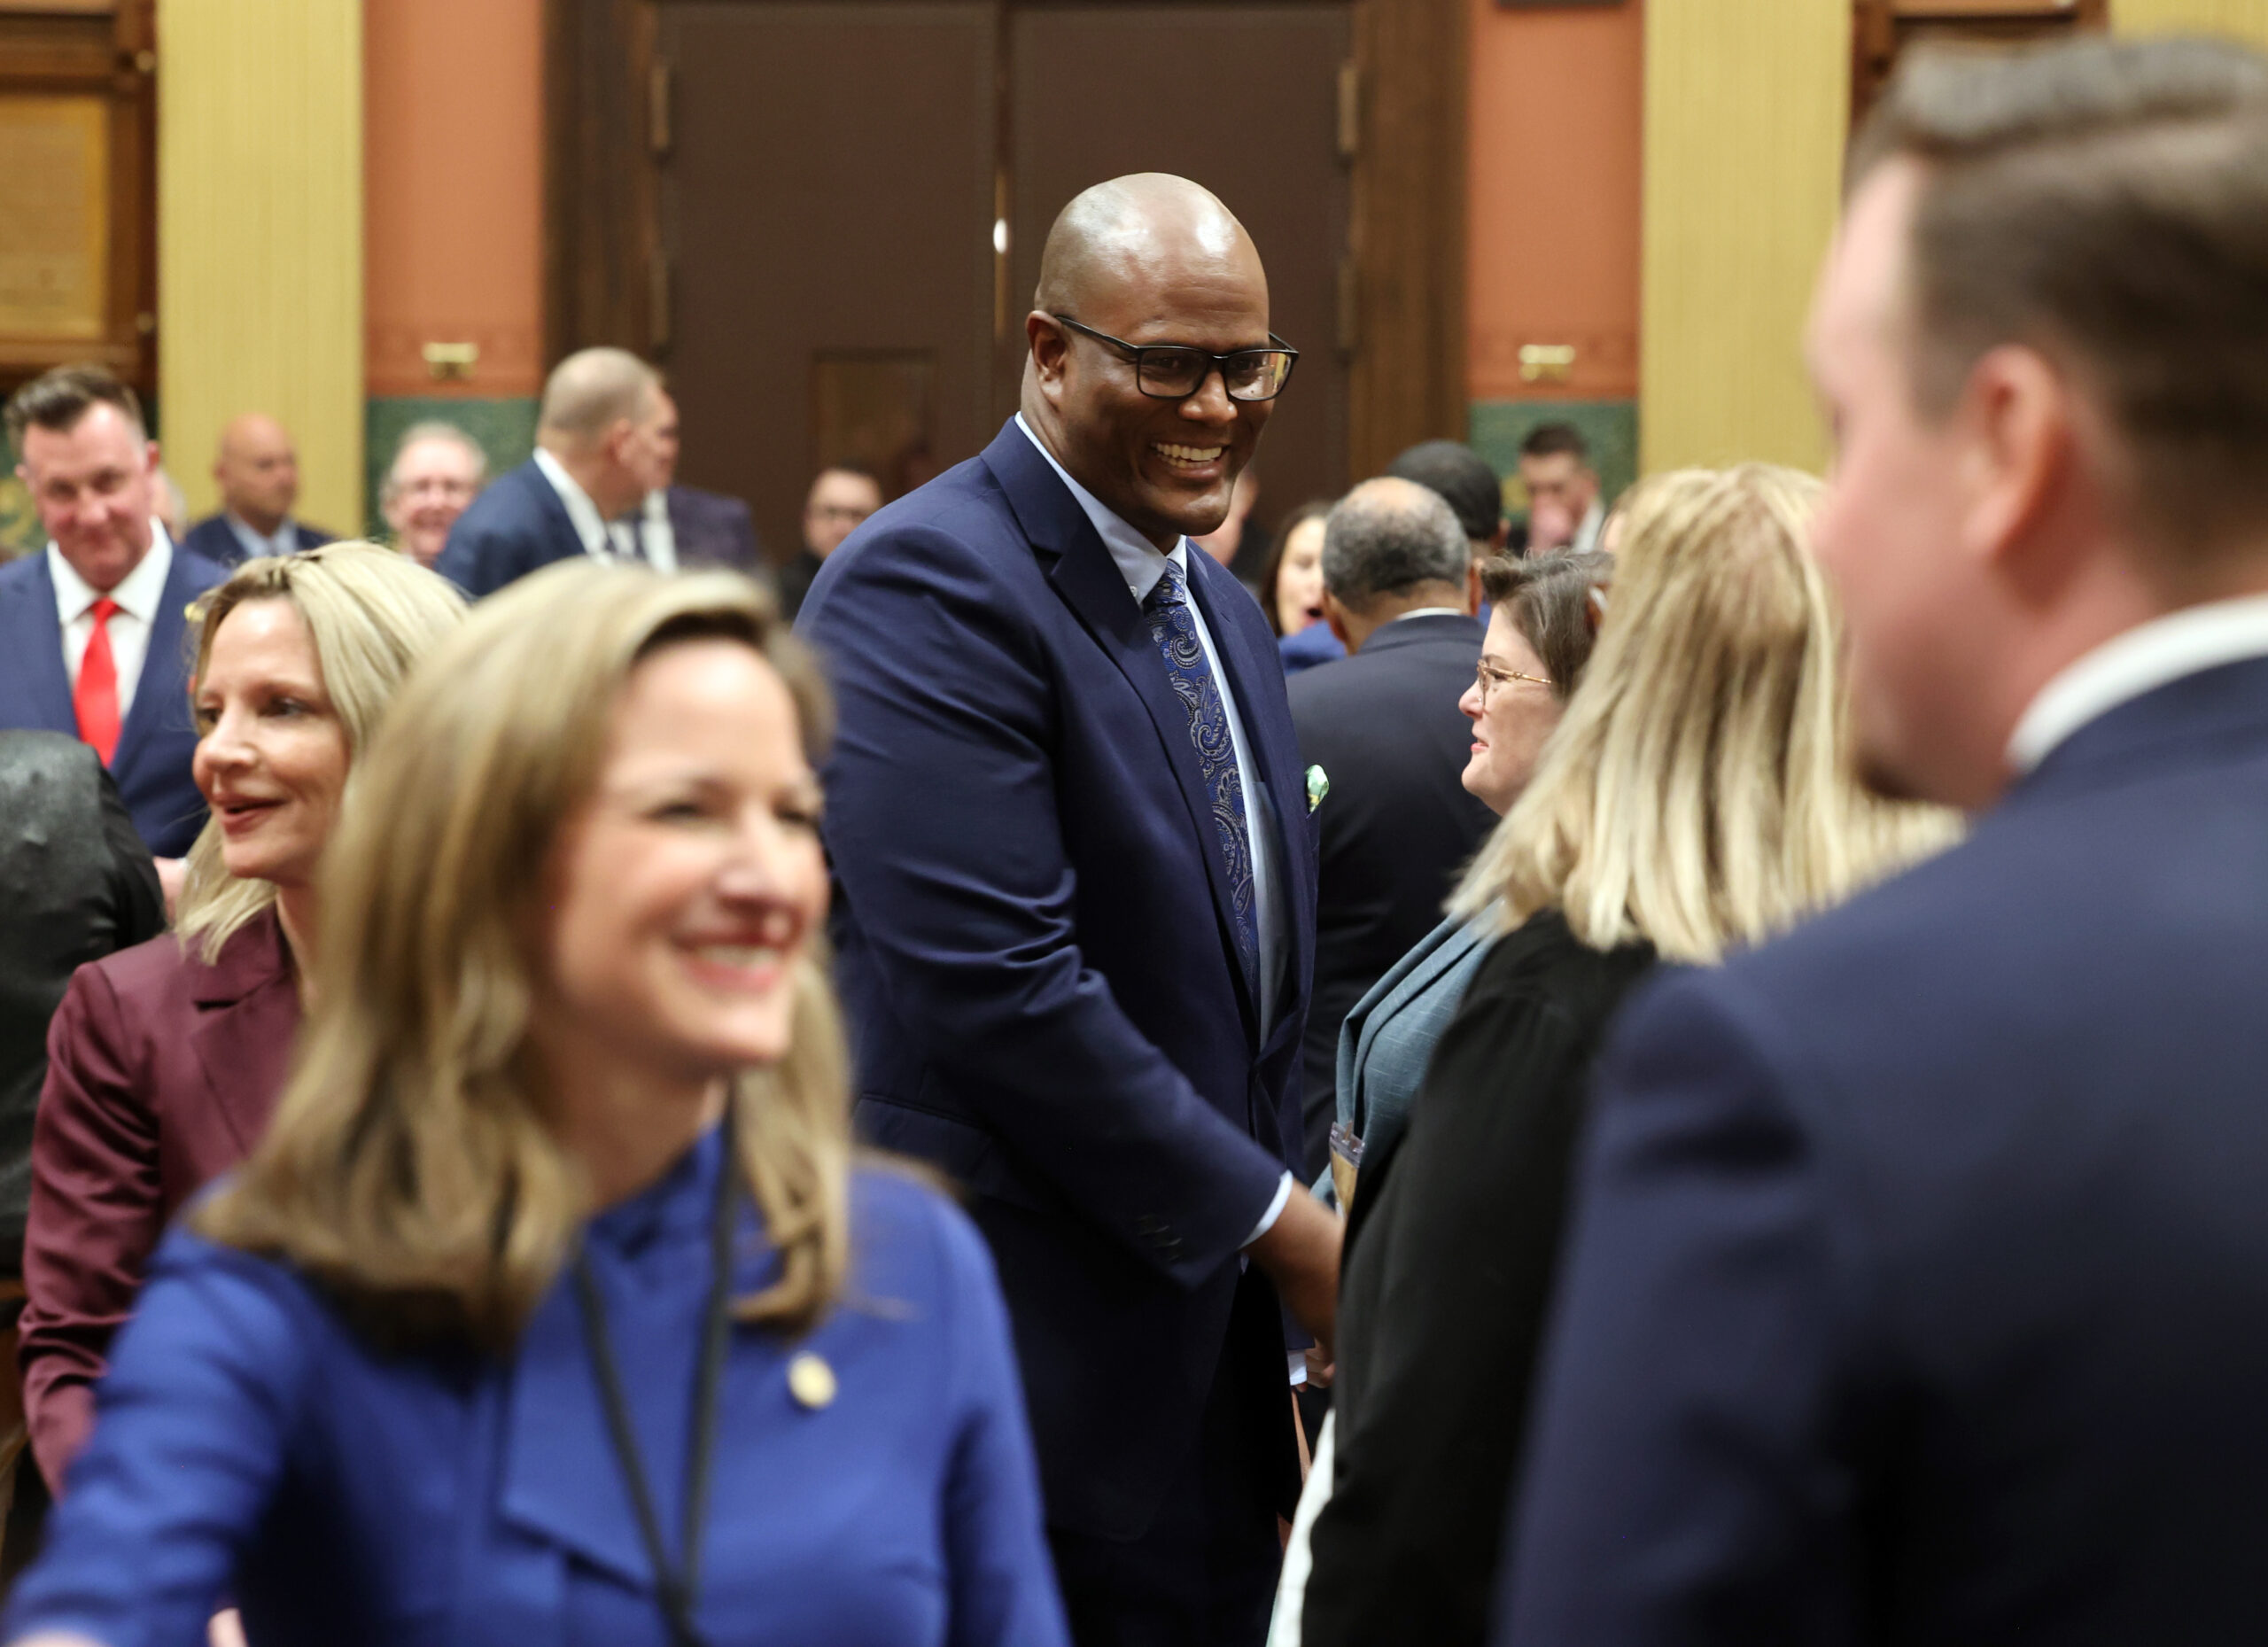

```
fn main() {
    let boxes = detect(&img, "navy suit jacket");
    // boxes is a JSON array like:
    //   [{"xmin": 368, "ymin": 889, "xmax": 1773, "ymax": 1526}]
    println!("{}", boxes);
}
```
[
  {"xmin": 0, "ymin": 545, "xmax": 228, "ymax": 858},
  {"xmin": 179, "ymin": 516, "xmax": 330, "ymax": 568},
  {"xmin": 798, "ymin": 420, "xmax": 1318, "ymax": 1539},
  {"xmin": 666, "ymin": 484, "xmax": 763, "ymax": 573},
  {"xmin": 434, "ymin": 459, "xmax": 584, "ymax": 597},
  {"xmin": 1499, "ymin": 654, "xmax": 2268, "ymax": 1647}
]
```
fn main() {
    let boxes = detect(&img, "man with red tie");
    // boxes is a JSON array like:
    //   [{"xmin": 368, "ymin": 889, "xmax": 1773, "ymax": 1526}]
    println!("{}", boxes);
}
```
[{"xmin": 2, "ymin": 367, "xmax": 228, "ymax": 892}]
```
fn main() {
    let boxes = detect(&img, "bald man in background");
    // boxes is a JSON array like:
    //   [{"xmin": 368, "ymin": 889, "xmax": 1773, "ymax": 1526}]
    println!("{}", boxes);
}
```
[
  {"xmin": 435, "ymin": 347, "xmax": 678, "ymax": 597},
  {"xmin": 802, "ymin": 174, "xmax": 1330, "ymax": 1646},
  {"xmin": 180, "ymin": 414, "xmax": 333, "ymax": 567}
]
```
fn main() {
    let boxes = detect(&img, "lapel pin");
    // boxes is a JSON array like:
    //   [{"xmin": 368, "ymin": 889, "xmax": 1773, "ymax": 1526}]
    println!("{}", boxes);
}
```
[
  {"xmin": 1305, "ymin": 765, "xmax": 1330, "ymax": 814},
  {"xmin": 787, "ymin": 1351, "xmax": 837, "ymax": 1411}
]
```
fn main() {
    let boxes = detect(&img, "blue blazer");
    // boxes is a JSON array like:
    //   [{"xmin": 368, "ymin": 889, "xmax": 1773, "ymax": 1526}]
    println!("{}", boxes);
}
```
[
  {"xmin": 180, "ymin": 515, "xmax": 331, "ymax": 568},
  {"xmin": 1330, "ymin": 909, "xmax": 1496, "ymax": 1190},
  {"xmin": 0, "ymin": 546, "xmax": 228, "ymax": 858},
  {"xmin": 798, "ymin": 419, "xmax": 1318, "ymax": 1540},
  {"xmin": 435, "ymin": 459, "xmax": 586, "ymax": 597},
  {"xmin": 1499, "ymin": 654, "xmax": 2268, "ymax": 1647},
  {"xmin": 4, "ymin": 1142, "xmax": 1070, "ymax": 1647}
]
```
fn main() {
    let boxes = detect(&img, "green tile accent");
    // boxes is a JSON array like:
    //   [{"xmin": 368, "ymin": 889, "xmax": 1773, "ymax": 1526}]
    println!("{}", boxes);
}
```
[
  {"xmin": 1467, "ymin": 399, "xmax": 1639, "ymax": 522},
  {"xmin": 363, "ymin": 396, "xmax": 540, "ymax": 540}
]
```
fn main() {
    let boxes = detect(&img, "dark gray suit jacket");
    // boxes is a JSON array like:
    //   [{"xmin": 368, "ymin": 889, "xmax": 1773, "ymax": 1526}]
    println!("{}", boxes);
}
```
[{"xmin": 0, "ymin": 733, "xmax": 163, "ymax": 1275}]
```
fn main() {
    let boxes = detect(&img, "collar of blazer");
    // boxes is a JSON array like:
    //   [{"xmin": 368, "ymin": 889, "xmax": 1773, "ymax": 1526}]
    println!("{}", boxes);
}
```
[
  {"xmin": 187, "ymin": 903, "xmax": 295, "ymax": 1009},
  {"xmin": 2008, "ymin": 650, "xmax": 2268, "ymax": 812}
]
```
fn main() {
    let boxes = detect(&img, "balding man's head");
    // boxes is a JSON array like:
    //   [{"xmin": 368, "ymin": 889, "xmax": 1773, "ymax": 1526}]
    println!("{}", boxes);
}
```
[
  {"xmin": 1324, "ymin": 478, "xmax": 1472, "ymax": 612},
  {"xmin": 1033, "ymin": 174, "xmax": 1261, "ymax": 317},
  {"xmin": 1022, "ymin": 174, "xmax": 1284, "ymax": 552},
  {"xmin": 539, "ymin": 348, "xmax": 660, "ymax": 450},
  {"xmin": 214, "ymin": 413, "xmax": 300, "ymax": 535},
  {"xmin": 536, "ymin": 347, "xmax": 677, "ymax": 520}
]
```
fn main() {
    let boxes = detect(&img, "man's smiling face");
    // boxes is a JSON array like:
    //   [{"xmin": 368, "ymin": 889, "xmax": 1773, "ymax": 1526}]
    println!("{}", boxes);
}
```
[{"xmin": 1030, "ymin": 221, "xmax": 1275, "ymax": 551}]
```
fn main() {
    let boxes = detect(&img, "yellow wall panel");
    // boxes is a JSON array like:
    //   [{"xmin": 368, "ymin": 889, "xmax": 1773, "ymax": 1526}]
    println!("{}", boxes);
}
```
[
  {"xmin": 2115, "ymin": 0, "xmax": 2268, "ymax": 46},
  {"xmin": 1640, "ymin": 1, "xmax": 1847, "ymax": 478},
  {"xmin": 158, "ymin": 0, "xmax": 362, "ymax": 535}
]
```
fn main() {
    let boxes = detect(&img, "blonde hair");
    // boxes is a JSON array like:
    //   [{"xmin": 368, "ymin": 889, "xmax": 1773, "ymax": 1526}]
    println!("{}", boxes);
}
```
[
  {"xmin": 195, "ymin": 563, "xmax": 851, "ymax": 1351},
  {"xmin": 176, "ymin": 542, "xmax": 469, "ymax": 963},
  {"xmin": 1453, "ymin": 464, "xmax": 1958, "ymax": 963}
]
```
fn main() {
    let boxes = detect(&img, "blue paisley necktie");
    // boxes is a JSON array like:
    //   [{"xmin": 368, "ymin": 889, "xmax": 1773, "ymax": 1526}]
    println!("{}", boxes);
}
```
[{"xmin": 1142, "ymin": 557, "xmax": 1260, "ymax": 990}]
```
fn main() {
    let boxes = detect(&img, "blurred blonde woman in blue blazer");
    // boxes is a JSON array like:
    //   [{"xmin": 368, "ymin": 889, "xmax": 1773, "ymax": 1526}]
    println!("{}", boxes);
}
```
[{"xmin": 4, "ymin": 563, "xmax": 1070, "ymax": 1647}]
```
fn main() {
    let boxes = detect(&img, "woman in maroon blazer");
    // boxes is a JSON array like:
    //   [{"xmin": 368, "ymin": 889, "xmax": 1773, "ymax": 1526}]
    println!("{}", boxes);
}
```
[{"xmin": 19, "ymin": 543, "xmax": 464, "ymax": 1489}]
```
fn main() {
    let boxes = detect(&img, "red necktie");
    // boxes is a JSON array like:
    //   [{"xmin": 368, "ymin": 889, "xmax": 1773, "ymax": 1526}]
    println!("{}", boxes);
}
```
[{"xmin": 74, "ymin": 596, "xmax": 122, "ymax": 765}]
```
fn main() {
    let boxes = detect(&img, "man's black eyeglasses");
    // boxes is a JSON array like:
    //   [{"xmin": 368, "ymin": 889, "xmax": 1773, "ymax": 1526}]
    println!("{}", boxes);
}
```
[{"xmin": 1049, "ymin": 315, "xmax": 1299, "ymax": 403}]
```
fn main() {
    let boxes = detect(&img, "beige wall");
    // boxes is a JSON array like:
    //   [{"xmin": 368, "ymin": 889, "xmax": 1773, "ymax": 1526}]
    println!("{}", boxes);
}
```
[
  {"xmin": 158, "ymin": 0, "xmax": 363, "ymax": 534},
  {"xmin": 2114, "ymin": 0, "xmax": 2268, "ymax": 43},
  {"xmin": 1638, "ymin": 0, "xmax": 1846, "ymax": 478}
]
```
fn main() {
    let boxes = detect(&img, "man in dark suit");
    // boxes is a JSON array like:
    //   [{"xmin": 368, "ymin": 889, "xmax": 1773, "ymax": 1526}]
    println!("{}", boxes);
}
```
[
  {"xmin": 436, "ymin": 347, "xmax": 675, "ymax": 597},
  {"xmin": 180, "ymin": 413, "xmax": 333, "ymax": 565},
  {"xmin": 776, "ymin": 463, "xmax": 881, "ymax": 621},
  {"xmin": 1286, "ymin": 477, "xmax": 1491, "ymax": 1177},
  {"xmin": 1, "ymin": 366, "xmax": 229, "ymax": 877},
  {"xmin": 1498, "ymin": 38, "xmax": 2268, "ymax": 1647},
  {"xmin": 801, "ymin": 173, "xmax": 1337, "ymax": 1647}
]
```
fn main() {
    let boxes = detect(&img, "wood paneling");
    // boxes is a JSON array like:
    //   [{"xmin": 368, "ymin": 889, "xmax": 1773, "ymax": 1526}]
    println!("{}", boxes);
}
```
[
  {"xmin": 1010, "ymin": 5, "xmax": 1353, "ymax": 514},
  {"xmin": 1640, "ymin": 0, "xmax": 1845, "ymax": 477},
  {"xmin": 158, "ymin": 0, "xmax": 363, "ymax": 532},
  {"xmin": 544, "ymin": 0, "xmax": 659, "ymax": 363},
  {"xmin": 0, "ymin": 1, "xmax": 155, "ymax": 394},
  {"xmin": 549, "ymin": 0, "xmax": 1464, "ymax": 494},
  {"xmin": 1348, "ymin": 0, "xmax": 1467, "ymax": 476}
]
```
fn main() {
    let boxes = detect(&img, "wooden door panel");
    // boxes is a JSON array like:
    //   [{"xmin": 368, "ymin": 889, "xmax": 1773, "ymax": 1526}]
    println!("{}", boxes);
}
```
[
  {"xmin": 1009, "ymin": 4, "xmax": 1355, "ymax": 520},
  {"xmin": 658, "ymin": 2, "xmax": 998, "ymax": 559}
]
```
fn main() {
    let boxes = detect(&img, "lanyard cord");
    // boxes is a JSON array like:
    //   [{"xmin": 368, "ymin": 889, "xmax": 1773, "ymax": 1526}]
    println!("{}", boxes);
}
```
[{"xmin": 571, "ymin": 1142, "xmax": 740, "ymax": 1647}]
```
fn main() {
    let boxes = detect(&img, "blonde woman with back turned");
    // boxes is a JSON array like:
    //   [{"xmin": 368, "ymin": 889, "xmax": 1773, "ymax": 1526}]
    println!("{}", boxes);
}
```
[
  {"xmin": 1295, "ymin": 464, "xmax": 1958, "ymax": 1647},
  {"xmin": 19, "ymin": 543, "xmax": 464, "ymax": 1495},
  {"xmin": 3, "ymin": 561, "xmax": 1070, "ymax": 1647}
]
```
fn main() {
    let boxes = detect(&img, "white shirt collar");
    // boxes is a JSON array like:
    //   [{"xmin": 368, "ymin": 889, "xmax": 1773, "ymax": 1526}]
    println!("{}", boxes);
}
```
[
  {"xmin": 225, "ymin": 512, "xmax": 297, "ymax": 562},
  {"xmin": 2007, "ymin": 591, "xmax": 2268, "ymax": 773},
  {"xmin": 47, "ymin": 523, "xmax": 175, "ymax": 626},
  {"xmin": 1014, "ymin": 413, "xmax": 1185, "ymax": 603},
  {"xmin": 532, "ymin": 447, "xmax": 617, "ymax": 559},
  {"xmin": 1392, "ymin": 606, "xmax": 1469, "ymax": 623}
]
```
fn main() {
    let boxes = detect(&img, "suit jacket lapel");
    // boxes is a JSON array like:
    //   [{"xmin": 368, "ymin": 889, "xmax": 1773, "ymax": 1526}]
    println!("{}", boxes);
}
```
[
  {"xmin": 111, "ymin": 549, "xmax": 199, "ymax": 785},
  {"xmin": 186, "ymin": 910, "xmax": 300, "ymax": 1155},
  {"xmin": 0, "ymin": 556, "xmax": 80, "ymax": 734},
  {"xmin": 984, "ymin": 425, "xmax": 1262, "ymax": 1032}
]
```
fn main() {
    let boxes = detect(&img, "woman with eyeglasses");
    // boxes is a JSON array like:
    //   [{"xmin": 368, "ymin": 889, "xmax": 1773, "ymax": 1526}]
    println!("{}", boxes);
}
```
[
  {"xmin": 1320, "ymin": 548, "xmax": 1613, "ymax": 1210},
  {"xmin": 4, "ymin": 563, "xmax": 1069, "ymax": 1647},
  {"xmin": 1293, "ymin": 465, "xmax": 1960, "ymax": 1647},
  {"xmin": 18, "ymin": 545, "xmax": 465, "ymax": 1499}
]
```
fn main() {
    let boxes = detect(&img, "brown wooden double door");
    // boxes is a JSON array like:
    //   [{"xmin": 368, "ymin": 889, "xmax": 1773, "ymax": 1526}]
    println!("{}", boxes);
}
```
[{"xmin": 655, "ymin": 2, "xmax": 1354, "ymax": 562}]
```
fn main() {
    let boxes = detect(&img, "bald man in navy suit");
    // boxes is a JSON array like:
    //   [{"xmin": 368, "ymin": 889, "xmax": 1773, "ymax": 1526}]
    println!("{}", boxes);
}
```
[{"xmin": 803, "ymin": 175, "xmax": 1333, "ymax": 1647}]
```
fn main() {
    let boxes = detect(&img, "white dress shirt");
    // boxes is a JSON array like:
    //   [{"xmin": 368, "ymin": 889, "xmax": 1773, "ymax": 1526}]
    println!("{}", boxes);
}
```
[
  {"xmin": 1014, "ymin": 416, "xmax": 1299, "ymax": 1260},
  {"xmin": 533, "ymin": 447, "xmax": 631, "ymax": 563},
  {"xmin": 2008, "ymin": 592, "xmax": 2268, "ymax": 774},
  {"xmin": 50, "ymin": 524, "xmax": 175, "ymax": 722},
  {"xmin": 225, "ymin": 513, "xmax": 301, "ymax": 563},
  {"xmin": 623, "ymin": 489, "xmax": 679, "ymax": 574}
]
